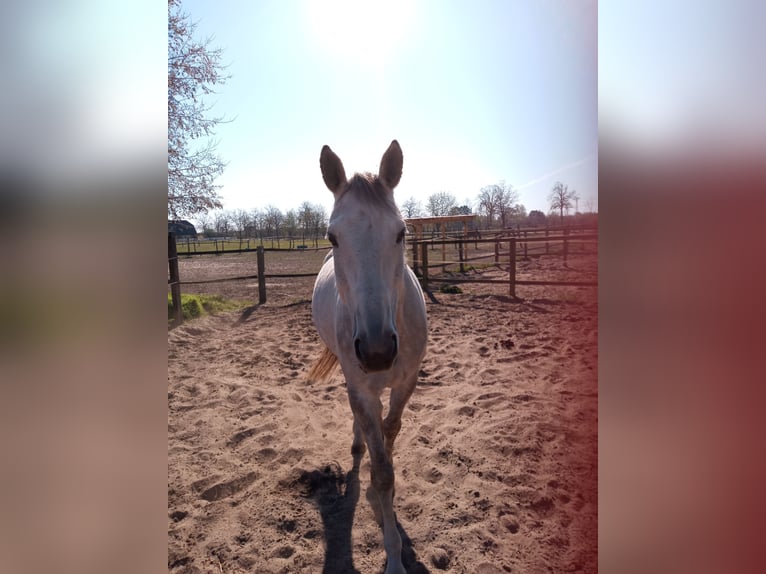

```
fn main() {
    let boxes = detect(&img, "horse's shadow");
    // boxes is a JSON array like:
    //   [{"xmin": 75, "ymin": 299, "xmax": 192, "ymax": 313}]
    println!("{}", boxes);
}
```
[{"xmin": 299, "ymin": 455, "xmax": 430, "ymax": 574}]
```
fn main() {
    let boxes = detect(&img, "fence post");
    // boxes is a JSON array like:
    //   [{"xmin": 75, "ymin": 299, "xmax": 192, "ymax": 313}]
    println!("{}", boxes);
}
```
[
  {"xmin": 563, "ymin": 228, "xmax": 569, "ymax": 264},
  {"xmin": 412, "ymin": 235, "xmax": 419, "ymax": 275},
  {"xmin": 545, "ymin": 226, "xmax": 549, "ymax": 255},
  {"xmin": 441, "ymin": 224, "xmax": 447, "ymax": 272},
  {"xmin": 509, "ymin": 238, "xmax": 517, "ymax": 299},
  {"xmin": 257, "ymin": 246, "xmax": 266, "ymax": 304},
  {"xmin": 168, "ymin": 232, "xmax": 183, "ymax": 325},
  {"xmin": 523, "ymin": 230, "xmax": 528, "ymax": 259},
  {"xmin": 421, "ymin": 242, "xmax": 429, "ymax": 292},
  {"xmin": 458, "ymin": 239, "xmax": 464, "ymax": 273},
  {"xmin": 494, "ymin": 240, "xmax": 499, "ymax": 263}
]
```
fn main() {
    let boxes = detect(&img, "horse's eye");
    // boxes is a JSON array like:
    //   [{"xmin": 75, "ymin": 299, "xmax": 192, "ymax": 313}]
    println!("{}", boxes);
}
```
[
  {"xmin": 327, "ymin": 232, "xmax": 338, "ymax": 247},
  {"xmin": 396, "ymin": 229, "xmax": 406, "ymax": 244}
]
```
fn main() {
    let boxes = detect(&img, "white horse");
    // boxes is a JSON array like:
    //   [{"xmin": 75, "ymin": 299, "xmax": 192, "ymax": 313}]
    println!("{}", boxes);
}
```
[{"xmin": 308, "ymin": 140, "xmax": 428, "ymax": 574}]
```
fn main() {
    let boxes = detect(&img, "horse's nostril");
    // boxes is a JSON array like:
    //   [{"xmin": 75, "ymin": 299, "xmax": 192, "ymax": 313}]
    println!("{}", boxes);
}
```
[
  {"xmin": 354, "ymin": 338, "xmax": 363, "ymax": 360},
  {"xmin": 391, "ymin": 334, "xmax": 398, "ymax": 357}
]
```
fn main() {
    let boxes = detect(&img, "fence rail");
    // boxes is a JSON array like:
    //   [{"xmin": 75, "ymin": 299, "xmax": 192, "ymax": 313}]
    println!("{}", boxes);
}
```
[
  {"xmin": 174, "ymin": 237, "xmax": 328, "ymax": 256},
  {"xmin": 412, "ymin": 227, "xmax": 598, "ymax": 298},
  {"xmin": 168, "ymin": 225, "xmax": 597, "ymax": 324}
]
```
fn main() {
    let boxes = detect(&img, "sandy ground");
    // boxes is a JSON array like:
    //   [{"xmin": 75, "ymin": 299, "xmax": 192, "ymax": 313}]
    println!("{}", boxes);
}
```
[{"xmin": 168, "ymin": 253, "xmax": 597, "ymax": 573}]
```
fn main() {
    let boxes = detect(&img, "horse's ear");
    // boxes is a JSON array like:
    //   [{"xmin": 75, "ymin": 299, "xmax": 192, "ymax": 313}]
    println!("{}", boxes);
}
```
[
  {"xmin": 379, "ymin": 140, "xmax": 403, "ymax": 190},
  {"xmin": 320, "ymin": 145, "xmax": 347, "ymax": 196}
]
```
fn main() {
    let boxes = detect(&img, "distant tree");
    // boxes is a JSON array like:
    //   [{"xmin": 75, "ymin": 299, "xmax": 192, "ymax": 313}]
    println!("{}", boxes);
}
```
[
  {"xmin": 248, "ymin": 208, "xmax": 263, "ymax": 241},
  {"xmin": 298, "ymin": 202, "xmax": 314, "ymax": 244},
  {"xmin": 548, "ymin": 182, "xmax": 578, "ymax": 224},
  {"xmin": 194, "ymin": 211, "xmax": 212, "ymax": 235},
  {"xmin": 296, "ymin": 202, "xmax": 327, "ymax": 246},
  {"xmin": 231, "ymin": 208, "xmax": 250, "ymax": 240},
  {"xmin": 477, "ymin": 186, "xmax": 498, "ymax": 229},
  {"xmin": 264, "ymin": 206, "xmax": 283, "ymax": 247},
  {"xmin": 478, "ymin": 181, "xmax": 518, "ymax": 228},
  {"xmin": 426, "ymin": 192, "xmax": 457, "ymax": 217},
  {"xmin": 400, "ymin": 196, "xmax": 423, "ymax": 218},
  {"xmin": 212, "ymin": 209, "xmax": 231, "ymax": 236},
  {"xmin": 496, "ymin": 183, "xmax": 518, "ymax": 228},
  {"xmin": 168, "ymin": 0, "xmax": 230, "ymax": 219},
  {"xmin": 449, "ymin": 205, "xmax": 472, "ymax": 215},
  {"xmin": 509, "ymin": 203, "xmax": 527, "ymax": 225},
  {"xmin": 311, "ymin": 204, "xmax": 328, "ymax": 246},
  {"xmin": 283, "ymin": 209, "xmax": 297, "ymax": 248},
  {"xmin": 528, "ymin": 210, "xmax": 547, "ymax": 227}
]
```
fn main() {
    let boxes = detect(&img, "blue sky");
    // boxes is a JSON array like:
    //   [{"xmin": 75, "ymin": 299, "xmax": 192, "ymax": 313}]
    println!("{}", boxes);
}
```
[{"xmin": 181, "ymin": 0, "xmax": 597, "ymax": 219}]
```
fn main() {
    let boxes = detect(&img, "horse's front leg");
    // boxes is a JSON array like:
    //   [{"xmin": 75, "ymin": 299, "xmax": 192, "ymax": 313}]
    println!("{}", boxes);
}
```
[
  {"xmin": 382, "ymin": 374, "xmax": 417, "ymax": 462},
  {"xmin": 351, "ymin": 416, "xmax": 366, "ymax": 463},
  {"xmin": 348, "ymin": 387, "xmax": 405, "ymax": 574}
]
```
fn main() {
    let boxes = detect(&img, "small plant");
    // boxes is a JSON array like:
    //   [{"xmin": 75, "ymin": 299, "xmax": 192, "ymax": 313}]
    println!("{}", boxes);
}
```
[
  {"xmin": 168, "ymin": 293, "xmax": 247, "ymax": 322},
  {"xmin": 440, "ymin": 284, "xmax": 462, "ymax": 294},
  {"xmin": 183, "ymin": 296, "xmax": 204, "ymax": 318}
]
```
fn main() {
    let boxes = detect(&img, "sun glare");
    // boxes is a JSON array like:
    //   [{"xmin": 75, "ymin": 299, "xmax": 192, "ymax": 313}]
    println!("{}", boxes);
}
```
[{"xmin": 305, "ymin": 0, "xmax": 413, "ymax": 68}]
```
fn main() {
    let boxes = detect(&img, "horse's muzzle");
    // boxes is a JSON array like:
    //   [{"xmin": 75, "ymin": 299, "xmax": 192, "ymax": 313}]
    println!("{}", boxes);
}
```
[{"xmin": 354, "ymin": 332, "xmax": 398, "ymax": 372}]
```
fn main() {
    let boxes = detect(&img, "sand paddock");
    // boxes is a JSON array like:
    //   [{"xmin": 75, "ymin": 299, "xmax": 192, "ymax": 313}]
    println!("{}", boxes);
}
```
[{"xmin": 168, "ymin": 253, "xmax": 597, "ymax": 573}]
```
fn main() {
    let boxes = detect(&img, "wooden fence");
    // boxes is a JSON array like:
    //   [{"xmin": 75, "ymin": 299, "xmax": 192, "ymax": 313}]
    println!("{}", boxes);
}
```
[
  {"xmin": 173, "ymin": 236, "xmax": 327, "ymax": 255},
  {"xmin": 169, "ymin": 225, "xmax": 597, "ymax": 324},
  {"xmin": 168, "ymin": 232, "xmax": 319, "ymax": 326},
  {"xmin": 410, "ymin": 225, "xmax": 593, "ymax": 268},
  {"xmin": 412, "ymin": 225, "xmax": 598, "ymax": 298}
]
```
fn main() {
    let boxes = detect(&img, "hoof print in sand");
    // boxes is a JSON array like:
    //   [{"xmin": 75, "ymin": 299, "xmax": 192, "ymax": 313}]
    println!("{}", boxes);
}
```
[{"xmin": 198, "ymin": 472, "xmax": 257, "ymax": 502}]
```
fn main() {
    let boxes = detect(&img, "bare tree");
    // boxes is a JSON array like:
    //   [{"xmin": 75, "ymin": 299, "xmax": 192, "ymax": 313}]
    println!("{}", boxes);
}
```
[
  {"xmin": 478, "ymin": 181, "xmax": 518, "ymax": 229},
  {"xmin": 311, "ymin": 204, "xmax": 328, "ymax": 247},
  {"xmin": 496, "ymin": 183, "xmax": 519, "ymax": 229},
  {"xmin": 194, "ymin": 211, "xmax": 212, "ymax": 236},
  {"xmin": 477, "ymin": 186, "xmax": 498, "ymax": 229},
  {"xmin": 297, "ymin": 201, "xmax": 314, "ymax": 244},
  {"xmin": 168, "ymin": 0, "xmax": 230, "ymax": 219},
  {"xmin": 264, "ymin": 206, "xmax": 283, "ymax": 248},
  {"xmin": 250, "ymin": 211, "xmax": 258, "ymax": 234},
  {"xmin": 231, "ymin": 208, "xmax": 250, "ymax": 241},
  {"xmin": 212, "ymin": 210, "xmax": 231, "ymax": 236},
  {"xmin": 283, "ymin": 209, "xmax": 297, "ymax": 248},
  {"xmin": 548, "ymin": 181, "xmax": 578, "ymax": 224},
  {"xmin": 247, "ymin": 208, "xmax": 263, "ymax": 241},
  {"xmin": 426, "ymin": 191, "xmax": 457, "ymax": 217},
  {"xmin": 400, "ymin": 196, "xmax": 423, "ymax": 218},
  {"xmin": 297, "ymin": 202, "xmax": 328, "ymax": 247}
]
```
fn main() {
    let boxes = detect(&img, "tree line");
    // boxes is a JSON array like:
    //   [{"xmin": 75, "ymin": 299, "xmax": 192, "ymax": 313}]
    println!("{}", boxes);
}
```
[
  {"xmin": 193, "ymin": 202, "xmax": 328, "ymax": 248},
  {"xmin": 191, "ymin": 180, "xmax": 594, "ymax": 244}
]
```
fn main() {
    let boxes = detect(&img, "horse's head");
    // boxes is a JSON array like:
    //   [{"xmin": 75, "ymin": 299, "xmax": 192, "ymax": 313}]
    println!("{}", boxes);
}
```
[{"xmin": 319, "ymin": 140, "xmax": 407, "ymax": 373}]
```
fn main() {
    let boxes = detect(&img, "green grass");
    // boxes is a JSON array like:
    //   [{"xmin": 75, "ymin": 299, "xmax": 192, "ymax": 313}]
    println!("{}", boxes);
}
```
[
  {"xmin": 168, "ymin": 293, "xmax": 248, "ymax": 322},
  {"xmin": 439, "ymin": 284, "xmax": 463, "ymax": 294}
]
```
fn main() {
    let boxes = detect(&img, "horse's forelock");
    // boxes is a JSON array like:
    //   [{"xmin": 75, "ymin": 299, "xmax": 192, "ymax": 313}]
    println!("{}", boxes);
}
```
[{"xmin": 337, "ymin": 173, "xmax": 400, "ymax": 215}]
